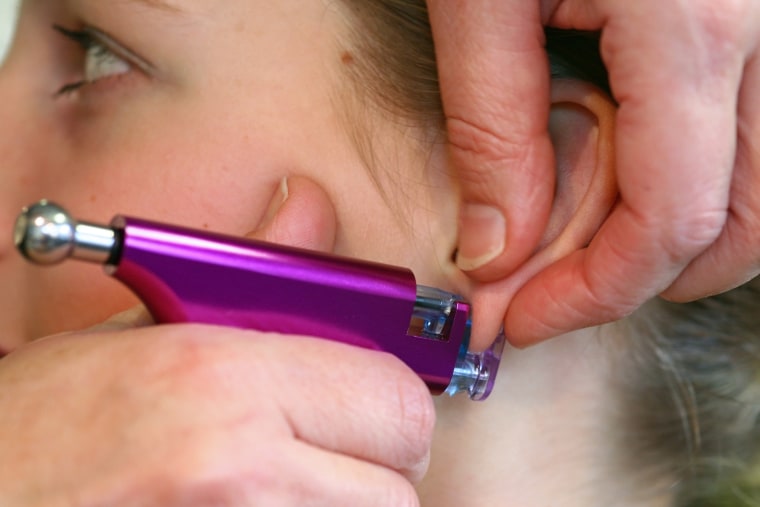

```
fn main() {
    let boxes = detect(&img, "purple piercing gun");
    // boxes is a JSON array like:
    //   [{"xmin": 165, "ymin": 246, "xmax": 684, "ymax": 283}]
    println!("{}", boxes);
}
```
[{"xmin": 14, "ymin": 200, "xmax": 504, "ymax": 400}]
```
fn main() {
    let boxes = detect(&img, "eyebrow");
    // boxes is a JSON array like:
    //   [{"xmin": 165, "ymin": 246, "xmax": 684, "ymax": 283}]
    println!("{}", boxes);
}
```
[{"xmin": 126, "ymin": 0, "xmax": 184, "ymax": 13}]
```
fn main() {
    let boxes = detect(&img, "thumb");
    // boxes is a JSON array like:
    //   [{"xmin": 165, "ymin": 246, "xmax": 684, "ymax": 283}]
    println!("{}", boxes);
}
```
[
  {"xmin": 427, "ymin": 0, "xmax": 555, "ymax": 281},
  {"xmin": 247, "ymin": 176, "xmax": 337, "ymax": 253}
]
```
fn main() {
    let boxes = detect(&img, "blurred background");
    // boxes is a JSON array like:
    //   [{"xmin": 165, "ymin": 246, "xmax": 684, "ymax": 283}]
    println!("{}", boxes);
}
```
[{"xmin": 1, "ymin": 0, "xmax": 20, "ymax": 65}]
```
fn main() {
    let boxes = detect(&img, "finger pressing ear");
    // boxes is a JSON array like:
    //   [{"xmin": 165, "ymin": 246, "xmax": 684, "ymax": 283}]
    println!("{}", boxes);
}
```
[
  {"xmin": 427, "ymin": 0, "xmax": 554, "ymax": 280},
  {"xmin": 468, "ymin": 78, "xmax": 618, "ymax": 349},
  {"xmin": 246, "ymin": 176, "xmax": 337, "ymax": 253}
]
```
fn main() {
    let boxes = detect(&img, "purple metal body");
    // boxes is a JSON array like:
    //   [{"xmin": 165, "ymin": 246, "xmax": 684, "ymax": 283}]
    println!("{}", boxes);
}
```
[{"xmin": 108, "ymin": 217, "xmax": 469, "ymax": 393}]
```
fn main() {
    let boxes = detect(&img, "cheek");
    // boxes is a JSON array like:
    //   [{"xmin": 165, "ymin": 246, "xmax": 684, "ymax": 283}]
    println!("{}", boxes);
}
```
[
  {"xmin": 11, "ymin": 106, "xmax": 298, "ymax": 339},
  {"xmin": 55, "ymin": 111, "xmax": 289, "ymax": 236}
]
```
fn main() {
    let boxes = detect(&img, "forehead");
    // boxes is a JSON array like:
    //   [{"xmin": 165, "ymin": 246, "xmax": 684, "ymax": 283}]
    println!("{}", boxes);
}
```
[
  {"xmin": 16, "ymin": 0, "xmax": 193, "ymax": 18},
  {"xmin": 128, "ymin": 0, "xmax": 180, "ymax": 10}
]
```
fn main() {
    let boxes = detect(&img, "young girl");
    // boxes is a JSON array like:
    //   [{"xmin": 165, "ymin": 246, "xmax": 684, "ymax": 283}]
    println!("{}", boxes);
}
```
[{"xmin": 0, "ymin": 1, "xmax": 757, "ymax": 505}]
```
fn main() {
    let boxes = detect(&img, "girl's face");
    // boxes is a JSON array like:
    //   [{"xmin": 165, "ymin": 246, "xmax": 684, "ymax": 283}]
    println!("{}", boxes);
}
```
[{"xmin": 0, "ymin": 0, "xmax": 460, "ymax": 344}]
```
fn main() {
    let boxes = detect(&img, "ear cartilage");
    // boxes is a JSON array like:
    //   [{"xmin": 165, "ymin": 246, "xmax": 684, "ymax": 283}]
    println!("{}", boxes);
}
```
[{"xmin": 15, "ymin": 200, "xmax": 504, "ymax": 400}]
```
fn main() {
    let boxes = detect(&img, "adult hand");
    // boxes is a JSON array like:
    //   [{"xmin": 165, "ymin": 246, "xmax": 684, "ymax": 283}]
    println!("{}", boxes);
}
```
[
  {"xmin": 0, "ymin": 177, "xmax": 434, "ymax": 506},
  {"xmin": 427, "ymin": 0, "xmax": 760, "ymax": 345}
]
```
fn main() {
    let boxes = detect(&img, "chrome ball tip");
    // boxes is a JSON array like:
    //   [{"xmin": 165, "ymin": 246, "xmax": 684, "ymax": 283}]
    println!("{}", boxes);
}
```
[{"xmin": 14, "ymin": 200, "xmax": 76, "ymax": 265}]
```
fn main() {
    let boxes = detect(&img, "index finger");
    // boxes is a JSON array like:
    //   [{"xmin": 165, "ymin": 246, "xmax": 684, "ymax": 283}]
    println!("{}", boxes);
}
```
[{"xmin": 427, "ymin": 0, "xmax": 556, "ymax": 279}]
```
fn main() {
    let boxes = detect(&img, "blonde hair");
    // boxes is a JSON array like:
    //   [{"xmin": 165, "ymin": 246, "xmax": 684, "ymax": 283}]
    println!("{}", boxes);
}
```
[{"xmin": 618, "ymin": 281, "xmax": 760, "ymax": 505}]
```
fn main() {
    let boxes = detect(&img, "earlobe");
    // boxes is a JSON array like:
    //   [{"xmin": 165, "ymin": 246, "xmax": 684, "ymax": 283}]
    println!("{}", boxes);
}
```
[{"xmin": 467, "ymin": 78, "xmax": 618, "ymax": 349}]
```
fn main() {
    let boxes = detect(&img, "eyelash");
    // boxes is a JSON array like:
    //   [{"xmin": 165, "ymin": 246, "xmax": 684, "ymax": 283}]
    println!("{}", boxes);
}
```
[{"xmin": 53, "ymin": 24, "xmax": 135, "ymax": 97}]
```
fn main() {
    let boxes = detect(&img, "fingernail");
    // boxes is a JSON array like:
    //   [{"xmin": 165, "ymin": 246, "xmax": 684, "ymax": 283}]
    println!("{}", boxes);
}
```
[
  {"xmin": 85, "ymin": 306, "xmax": 154, "ymax": 333},
  {"xmin": 455, "ymin": 204, "xmax": 506, "ymax": 271},
  {"xmin": 261, "ymin": 176, "xmax": 289, "ymax": 225}
]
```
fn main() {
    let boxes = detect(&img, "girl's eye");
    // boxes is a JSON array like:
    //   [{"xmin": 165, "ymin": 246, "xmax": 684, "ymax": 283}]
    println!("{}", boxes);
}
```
[{"xmin": 53, "ymin": 25, "xmax": 135, "ymax": 96}]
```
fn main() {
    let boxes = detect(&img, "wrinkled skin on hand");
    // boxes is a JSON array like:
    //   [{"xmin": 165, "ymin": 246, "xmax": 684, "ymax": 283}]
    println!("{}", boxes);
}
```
[
  {"xmin": 427, "ymin": 0, "xmax": 760, "ymax": 346},
  {"xmin": 0, "ymin": 321, "xmax": 434, "ymax": 506}
]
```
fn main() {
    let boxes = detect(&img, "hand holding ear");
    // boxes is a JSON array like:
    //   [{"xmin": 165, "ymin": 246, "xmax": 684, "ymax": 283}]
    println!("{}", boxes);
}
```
[
  {"xmin": 0, "ymin": 176, "xmax": 433, "ymax": 506},
  {"xmin": 428, "ymin": 0, "xmax": 760, "ymax": 345}
]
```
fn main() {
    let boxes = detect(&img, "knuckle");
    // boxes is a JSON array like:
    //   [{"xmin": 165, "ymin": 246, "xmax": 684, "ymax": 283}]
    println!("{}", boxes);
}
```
[
  {"xmin": 446, "ymin": 116, "xmax": 533, "ymax": 179},
  {"xmin": 179, "ymin": 440, "xmax": 296, "ymax": 505},
  {"xmin": 689, "ymin": 0, "xmax": 749, "ymax": 54},
  {"xmin": 139, "ymin": 326, "xmax": 234, "ymax": 390},
  {"xmin": 629, "ymin": 204, "xmax": 727, "ymax": 263},
  {"xmin": 663, "ymin": 209, "xmax": 727, "ymax": 259},
  {"xmin": 555, "ymin": 264, "xmax": 638, "ymax": 329}
]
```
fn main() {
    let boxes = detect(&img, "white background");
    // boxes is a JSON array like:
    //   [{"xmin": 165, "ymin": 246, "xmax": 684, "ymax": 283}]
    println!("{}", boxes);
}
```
[{"xmin": 0, "ymin": 0, "xmax": 20, "ymax": 65}]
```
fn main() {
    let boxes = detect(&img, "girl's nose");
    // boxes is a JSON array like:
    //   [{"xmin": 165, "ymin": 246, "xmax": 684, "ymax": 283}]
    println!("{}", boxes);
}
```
[{"xmin": 0, "ymin": 59, "xmax": 44, "ymax": 261}]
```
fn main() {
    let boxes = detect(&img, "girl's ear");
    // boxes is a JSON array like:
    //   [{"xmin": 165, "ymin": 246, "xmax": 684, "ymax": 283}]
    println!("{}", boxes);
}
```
[
  {"xmin": 467, "ymin": 78, "xmax": 618, "ymax": 349},
  {"xmin": 537, "ymin": 78, "xmax": 617, "ymax": 252}
]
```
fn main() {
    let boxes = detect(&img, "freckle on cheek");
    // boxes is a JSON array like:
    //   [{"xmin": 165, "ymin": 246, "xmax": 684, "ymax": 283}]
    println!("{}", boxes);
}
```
[{"xmin": 341, "ymin": 51, "xmax": 354, "ymax": 65}]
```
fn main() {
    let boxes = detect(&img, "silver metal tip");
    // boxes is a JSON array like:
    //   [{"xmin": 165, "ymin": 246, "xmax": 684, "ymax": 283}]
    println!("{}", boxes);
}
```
[{"xmin": 14, "ymin": 200, "xmax": 76, "ymax": 265}]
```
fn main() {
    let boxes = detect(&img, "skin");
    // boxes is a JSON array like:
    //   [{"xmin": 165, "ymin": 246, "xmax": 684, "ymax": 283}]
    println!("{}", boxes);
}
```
[
  {"xmin": 0, "ymin": 0, "xmax": 446, "ymax": 504},
  {"xmin": 0, "ymin": 0, "xmax": 671, "ymax": 505},
  {"xmin": 0, "ymin": 0, "xmax": 459, "ymax": 344},
  {"xmin": 427, "ymin": 0, "xmax": 760, "ymax": 347}
]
